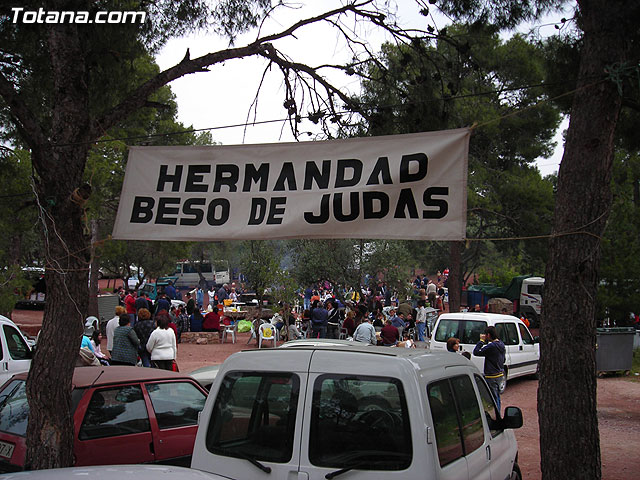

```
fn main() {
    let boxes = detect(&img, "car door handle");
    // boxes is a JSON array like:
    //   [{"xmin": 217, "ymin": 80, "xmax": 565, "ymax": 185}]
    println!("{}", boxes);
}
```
[
  {"xmin": 486, "ymin": 445, "xmax": 491, "ymax": 461},
  {"xmin": 519, "ymin": 345, "xmax": 523, "ymax": 350}
]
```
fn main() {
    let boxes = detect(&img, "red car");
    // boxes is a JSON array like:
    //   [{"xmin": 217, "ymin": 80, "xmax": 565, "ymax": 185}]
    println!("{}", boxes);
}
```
[{"xmin": 0, "ymin": 366, "xmax": 208, "ymax": 472}]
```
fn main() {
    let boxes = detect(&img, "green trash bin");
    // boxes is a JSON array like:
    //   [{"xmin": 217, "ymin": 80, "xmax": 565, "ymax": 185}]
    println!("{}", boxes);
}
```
[{"xmin": 595, "ymin": 327, "xmax": 635, "ymax": 376}]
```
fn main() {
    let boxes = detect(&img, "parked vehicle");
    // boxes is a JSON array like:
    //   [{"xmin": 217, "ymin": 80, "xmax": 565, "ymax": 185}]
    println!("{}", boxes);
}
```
[
  {"xmin": 173, "ymin": 261, "xmax": 215, "ymax": 289},
  {"xmin": 0, "ymin": 465, "xmax": 223, "ymax": 480},
  {"xmin": 189, "ymin": 365, "xmax": 221, "ymax": 391},
  {"xmin": 431, "ymin": 312, "xmax": 540, "ymax": 393},
  {"xmin": 0, "ymin": 316, "xmax": 32, "ymax": 386},
  {"xmin": 0, "ymin": 366, "xmax": 208, "ymax": 472},
  {"xmin": 138, "ymin": 276, "xmax": 185, "ymax": 308},
  {"xmin": 5, "ymin": 346, "xmax": 523, "ymax": 479},
  {"xmin": 190, "ymin": 345, "xmax": 523, "ymax": 479},
  {"xmin": 467, "ymin": 275, "xmax": 544, "ymax": 327},
  {"xmin": 13, "ymin": 268, "xmax": 45, "ymax": 310}
]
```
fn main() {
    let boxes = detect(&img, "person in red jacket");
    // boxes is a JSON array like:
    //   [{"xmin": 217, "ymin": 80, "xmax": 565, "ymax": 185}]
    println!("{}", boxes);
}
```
[
  {"xmin": 202, "ymin": 307, "xmax": 221, "ymax": 333},
  {"xmin": 124, "ymin": 289, "xmax": 137, "ymax": 326},
  {"xmin": 380, "ymin": 319, "xmax": 399, "ymax": 346}
]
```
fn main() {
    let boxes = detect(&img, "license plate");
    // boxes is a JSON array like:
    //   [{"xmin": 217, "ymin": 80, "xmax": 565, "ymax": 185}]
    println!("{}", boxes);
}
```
[{"xmin": 0, "ymin": 440, "xmax": 14, "ymax": 459}]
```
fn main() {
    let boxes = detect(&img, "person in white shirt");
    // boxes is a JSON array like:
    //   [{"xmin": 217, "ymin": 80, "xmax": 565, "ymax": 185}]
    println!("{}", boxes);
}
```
[
  {"xmin": 353, "ymin": 317, "xmax": 377, "ymax": 345},
  {"xmin": 415, "ymin": 300, "xmax": 427, "ymax": 341},
  {"xmin": 146, "ymin": 312, "xmax": 177, "ymax": 370},
  {"xmin": 207, "ymin": 287, "xmax": 216, "ymax": 309},
  {"xmin": 427, "ymin": 280, "xmax": 437, "ymax": 307},
  {"xmin": 106, "ymin": 305, "xmax": 126, "ymax": 355}
]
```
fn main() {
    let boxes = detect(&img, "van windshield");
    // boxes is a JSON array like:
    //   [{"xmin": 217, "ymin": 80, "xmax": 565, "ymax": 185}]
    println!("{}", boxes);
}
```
[{"xmin": 434, "ymin": 319, "xmax": 487, "ymax": 345}]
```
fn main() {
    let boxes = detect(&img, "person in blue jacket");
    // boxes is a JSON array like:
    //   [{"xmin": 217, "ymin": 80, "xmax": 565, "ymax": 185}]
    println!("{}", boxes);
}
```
[{"xmin": 473, "ymin": 326, "xmax": 506, "ymax": 411}]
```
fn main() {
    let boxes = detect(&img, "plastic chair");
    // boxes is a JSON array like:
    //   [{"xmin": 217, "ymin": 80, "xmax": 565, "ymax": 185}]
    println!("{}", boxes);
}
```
[
  {"xmin": 269, "ymin": 315, "xmax": 283, "ymax": 341},
  {"xmin": 339, "ymin": 327, "xmax": 349, "ymax": 340},
  {"xmin": 247, "ymin": 319, "xmax": 261, "ymax": 345},
  {"xmin": 406, "ymin": 328, "xmax": 416, "ymax": 341},
  {"xmin": 259, "ymin": 323, "xmax": 277, "ymax": 348},
  {"xmin": 222, "ymin": 321, "xmax": 237, "ymax": 344}
]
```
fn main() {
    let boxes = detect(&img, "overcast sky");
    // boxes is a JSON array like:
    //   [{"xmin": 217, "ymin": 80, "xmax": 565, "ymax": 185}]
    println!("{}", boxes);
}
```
[{"xmin": 155, "ymin": 1, "xmax": 567, "ymax": 177}]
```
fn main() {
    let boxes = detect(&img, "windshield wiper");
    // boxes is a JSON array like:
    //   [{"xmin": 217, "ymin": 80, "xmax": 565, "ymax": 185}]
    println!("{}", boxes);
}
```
[
  {"xmin": 326, "ymin": 463, "xmax": 366, "ymax": 479},
  {"xmin": 325, "ymin": 451, "xmax": 410, "ymax": 479},
  {"xmin": 215, "ymin": 447, "xmax": 272, "ymax": 474}
]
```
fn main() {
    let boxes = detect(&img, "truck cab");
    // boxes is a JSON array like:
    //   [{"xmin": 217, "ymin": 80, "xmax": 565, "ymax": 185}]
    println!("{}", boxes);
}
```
[
  {"xmin": 191, "ymin": 345, "xmax": 523, "ymax": 480},
  {"xmin": 519, "ymin": 276, "xmax": 544, "ymax": 326}
]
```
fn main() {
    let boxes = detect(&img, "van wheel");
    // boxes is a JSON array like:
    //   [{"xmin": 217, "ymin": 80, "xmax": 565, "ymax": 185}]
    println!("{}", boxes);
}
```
[
  {"xmin": 510, "ymin": 463, "xmax": 522, "ymax": 480},
  {"xmin": 498, "ymin": 372, "xmax": 507, "ymax": 394}
]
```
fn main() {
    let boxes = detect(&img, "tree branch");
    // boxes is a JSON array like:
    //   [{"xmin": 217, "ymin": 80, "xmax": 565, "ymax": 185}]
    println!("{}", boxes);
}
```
[{"xmin": 0, "ymin": 73, "xmax": 48, "ymax": 148}]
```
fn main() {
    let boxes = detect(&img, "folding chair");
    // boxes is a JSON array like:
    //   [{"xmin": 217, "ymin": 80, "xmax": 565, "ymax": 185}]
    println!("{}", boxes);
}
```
[{"xmin": 259, "ymin": 323, "xmax": 277, "ymax": 348}]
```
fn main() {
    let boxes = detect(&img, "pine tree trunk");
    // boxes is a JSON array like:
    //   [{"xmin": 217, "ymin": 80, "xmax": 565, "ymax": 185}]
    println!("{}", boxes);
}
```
[
  {"xmin": 25, "ymin": 147, "xmax": 90, "ymax": 469},
  {"xmin": 23, "ymin": 17, "xmax": 92, "ymax": 467},
  {"xmin": 538, "ymin": 1, "xmax": 638, "ymax": 478}
]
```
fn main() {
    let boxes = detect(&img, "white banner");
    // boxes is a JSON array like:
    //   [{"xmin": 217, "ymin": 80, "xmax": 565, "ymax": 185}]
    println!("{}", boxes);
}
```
[{"xmin": 112, "ymin": 128, "xmax": 469, "ymax": 241}]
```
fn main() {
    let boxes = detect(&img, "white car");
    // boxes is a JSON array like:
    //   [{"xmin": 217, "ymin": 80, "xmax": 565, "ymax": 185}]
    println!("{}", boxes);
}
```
[
  {"xmin": 192, "ymin": 345, "xmax": 524, "ymax": 480},
  {"xmin": 0, "ymin": 465, "xmax": 226, "ymax": 480},
  {"xmin": 189, "ymin": 364, "xmax": 221, "ymax": 390},
  {"xmin": 431, "ymin": 312, "xmax": 540, "ymax": 392},
  {"xmin": 0, "ymin": 316, "xmax": 32, "ymax": 386}
]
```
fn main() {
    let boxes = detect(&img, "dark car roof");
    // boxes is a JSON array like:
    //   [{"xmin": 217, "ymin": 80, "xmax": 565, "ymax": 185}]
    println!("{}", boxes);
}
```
[{"xmin": 9, "ymin": 366, "xmax": 198, "ymax": 389}]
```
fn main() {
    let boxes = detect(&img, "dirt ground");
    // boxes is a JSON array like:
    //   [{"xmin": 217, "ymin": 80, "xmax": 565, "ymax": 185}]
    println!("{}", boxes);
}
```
[{"xmin": 10, "ymin": 307, "xmax": 640, "ymax": 479}]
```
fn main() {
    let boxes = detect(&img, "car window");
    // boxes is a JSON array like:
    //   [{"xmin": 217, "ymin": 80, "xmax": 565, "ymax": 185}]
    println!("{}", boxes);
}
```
[
  {"xmin": 450, "ymin": 376, "xmax": 485, "ymax": 454},
  {"xmin": 206, "ymin": 372, "xmax": 299, "ymax": 463},
  {"xmin": 495, "ymin": 323, "xmax": 519, "ymax": 346},
  {"xmin": 183, "ymin": 264, "xmax": 198, "ymax": 274},
  {"xmin": 434, "ymin": 319, "xmax": 486, "ymax": 344},
  {"xmin": 428, "ymin": 375, "xmax": 486, "ymax": 467},
  {"xmin": 145, "ymin": 381, "xmax": 206, "ymax": 429},
  {"xmin": 428, "ymin": 379, "xmax": 463, "ymax": 466},
  {"xmin": 78, "ymin": 385, "xmax": 150, "ymax": 440},
  {"xmin": 518, "ymin": 324, "xmax": 535, "ymax": 345},
  {"xmin": 309, "ymin": 374, "xmax": 412, "ymax": 470},
  {"xmin": 0, "ymin": 380, "xmax": 29, "ymax": 436},
  {"xmin": 474, "ymin": 375, "xmax": 501, "ymax": 437},
  {"xmin": 3, "ymin": 326, "xmax": 32, "ymax": 360}
]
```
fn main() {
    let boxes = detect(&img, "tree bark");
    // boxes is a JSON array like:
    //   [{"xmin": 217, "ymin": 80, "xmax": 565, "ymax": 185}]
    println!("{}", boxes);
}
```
[
  {"xmin": 538, "ymin": 1, "xmax": 639, "ymax": 478},
  {"xmin": 24, "ymin": 17, "xmax": 92, "ymax": 470}
]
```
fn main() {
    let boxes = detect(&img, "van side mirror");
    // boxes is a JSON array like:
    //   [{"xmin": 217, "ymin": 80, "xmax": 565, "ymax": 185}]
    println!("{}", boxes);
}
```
[
  {"xmin": 533, "ymin": 336, "xmax": 540, "ymax": 344},
  {"xmin": 501, "ymin": 406, "xmax": 523, "ymax": 429}
]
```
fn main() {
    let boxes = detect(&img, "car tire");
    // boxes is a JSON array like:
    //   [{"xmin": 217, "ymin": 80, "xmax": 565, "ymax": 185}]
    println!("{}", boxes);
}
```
[
  {"xmin": 498, "ymin": 371, "xmax": 507, "ymax": 394},
  {"xmin": 510, "ymin": 463, "xmax": 522, "ymax": 480}
]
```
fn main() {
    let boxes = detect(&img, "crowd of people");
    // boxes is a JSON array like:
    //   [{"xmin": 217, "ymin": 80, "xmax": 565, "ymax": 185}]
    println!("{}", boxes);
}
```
[
  {"xmin": 296, "ymin": 273, "xmax": 449, "ymax": 346},
  {"xmin": 79, "ymin": 281, "xmax": 247, "ymax": 369}
]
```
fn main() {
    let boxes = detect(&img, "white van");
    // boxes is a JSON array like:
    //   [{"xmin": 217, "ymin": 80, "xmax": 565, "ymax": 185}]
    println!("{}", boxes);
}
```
[
  {"xmin": 0, "ymin": 316, "xmax": 32, "ymax": 386},
  {"xmin": 431, "ymin": 312, "xmax": 539, "ymax": 392},
  {"xmin": 172, "ymin": 261, "xmax": 215, "ymax": 289}
]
